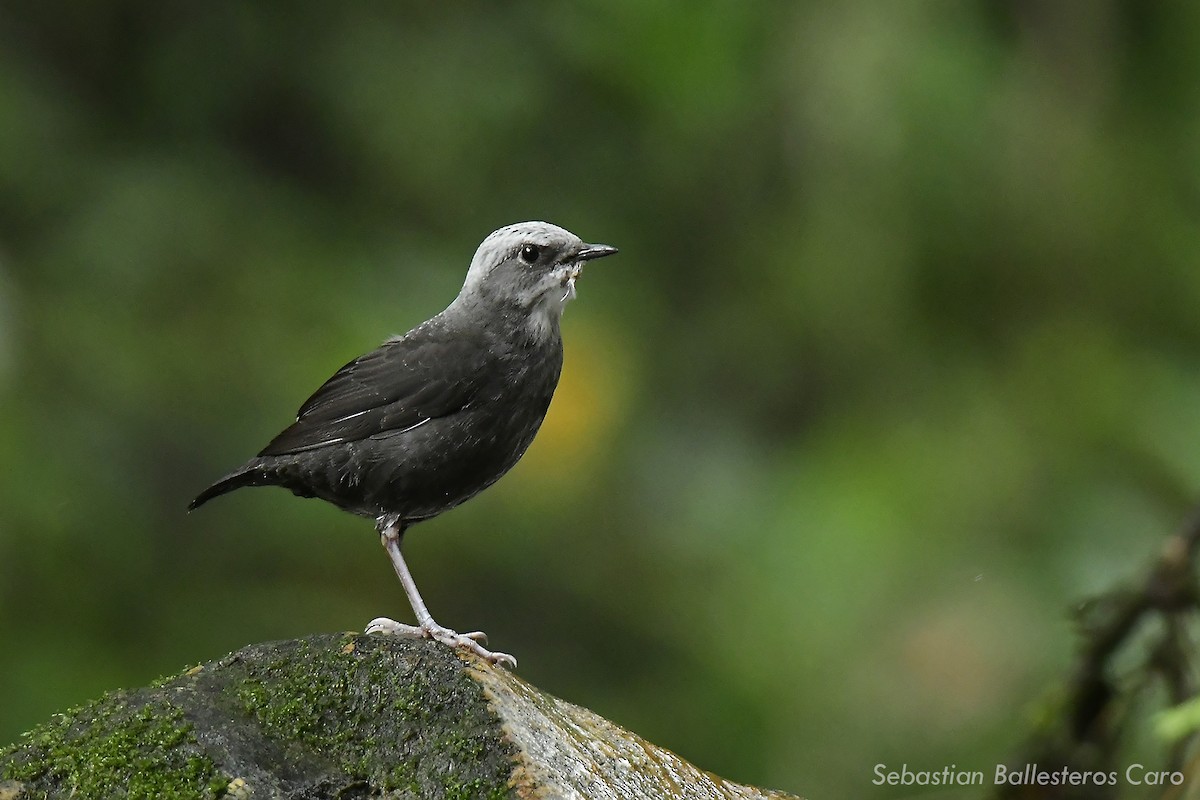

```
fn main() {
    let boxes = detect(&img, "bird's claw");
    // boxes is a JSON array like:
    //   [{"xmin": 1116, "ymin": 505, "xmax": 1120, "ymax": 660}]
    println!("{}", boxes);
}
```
[
  {"xmin": 364, "ymin": 617, "xmax": 514, "ymax": 668},
  {"xmin": 364, "ymin": 617, "xmax": 423, "ymax": 637}
]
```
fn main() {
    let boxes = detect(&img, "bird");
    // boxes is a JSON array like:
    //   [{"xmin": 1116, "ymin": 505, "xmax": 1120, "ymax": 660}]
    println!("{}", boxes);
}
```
[{"xmin": 189, "ymin": 221, "xmax": 618, "ymax": 668}]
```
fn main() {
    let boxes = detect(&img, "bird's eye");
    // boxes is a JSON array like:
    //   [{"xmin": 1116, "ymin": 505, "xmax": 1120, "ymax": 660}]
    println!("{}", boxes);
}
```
[{"xmin": 519, "ymin": 244, "xmax": 541, "ymax": 264}]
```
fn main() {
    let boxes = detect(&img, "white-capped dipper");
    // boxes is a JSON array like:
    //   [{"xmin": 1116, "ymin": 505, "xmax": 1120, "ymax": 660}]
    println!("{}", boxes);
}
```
[{"xmin": 189, "ymin": 222, "xmax": 618, "ymax": 668}]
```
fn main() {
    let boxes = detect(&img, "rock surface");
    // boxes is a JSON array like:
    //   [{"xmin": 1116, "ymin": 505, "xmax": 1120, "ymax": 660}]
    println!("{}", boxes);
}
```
[{"xmin": 0, "ymin": 633, "xmax": 801, "ymax": 800}]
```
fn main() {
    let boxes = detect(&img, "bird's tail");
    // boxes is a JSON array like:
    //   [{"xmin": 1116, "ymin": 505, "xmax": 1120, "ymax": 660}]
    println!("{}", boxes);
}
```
[{"xmin": 188, "ymin": 462, "xmax": 270, "ymax": 511}]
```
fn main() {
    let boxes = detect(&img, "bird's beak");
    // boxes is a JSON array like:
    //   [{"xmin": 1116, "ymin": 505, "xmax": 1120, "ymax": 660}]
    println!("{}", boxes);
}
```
[
  {"xmin": 562, "ymin": 243, "xmax": 617, "ymax": 301},
  {"xmin": 575, "ymin": 243, "xmax": 619, "ymax": 263}
]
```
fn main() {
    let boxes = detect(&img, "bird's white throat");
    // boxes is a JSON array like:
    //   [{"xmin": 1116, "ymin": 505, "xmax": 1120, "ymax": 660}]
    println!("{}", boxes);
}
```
[{"xmin": 526, "ymin": 274, "xmax": 578, "ymax": 340}]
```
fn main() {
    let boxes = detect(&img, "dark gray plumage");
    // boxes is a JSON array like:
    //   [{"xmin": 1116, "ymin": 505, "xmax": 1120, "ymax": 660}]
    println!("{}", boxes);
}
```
[{"xmin": 190, "ymin": 221, "xmax": 618, "ymax": 667}]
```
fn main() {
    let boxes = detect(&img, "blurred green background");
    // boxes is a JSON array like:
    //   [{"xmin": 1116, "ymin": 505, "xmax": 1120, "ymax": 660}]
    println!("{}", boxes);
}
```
[{"xmin": 3, "ymin": 2, "xmax": 1200, "ymax": 797}]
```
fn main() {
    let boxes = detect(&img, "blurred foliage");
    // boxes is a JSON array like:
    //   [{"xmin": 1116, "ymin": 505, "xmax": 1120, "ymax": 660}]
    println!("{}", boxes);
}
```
[{"xmin": 2, "ymin": 1, "xmax": 1200, "ymax": 797}]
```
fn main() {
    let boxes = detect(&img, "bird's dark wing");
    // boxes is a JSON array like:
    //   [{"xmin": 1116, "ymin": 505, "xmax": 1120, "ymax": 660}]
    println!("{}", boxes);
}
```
[{"xmin": 258, "ymin": 325, "xmax": 487, "ymax": 456}]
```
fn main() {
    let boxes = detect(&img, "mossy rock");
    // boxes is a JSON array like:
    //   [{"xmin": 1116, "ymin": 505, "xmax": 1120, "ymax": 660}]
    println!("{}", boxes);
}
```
[{"xmin": 0, "ymin": 633, "xmax": 801, "ymax": 800}]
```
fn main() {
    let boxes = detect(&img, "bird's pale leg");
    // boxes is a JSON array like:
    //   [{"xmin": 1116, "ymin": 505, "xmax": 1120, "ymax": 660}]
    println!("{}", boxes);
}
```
[{"xmin": 365, "ymin": 519, "xmax": 517, "ymax": 668}]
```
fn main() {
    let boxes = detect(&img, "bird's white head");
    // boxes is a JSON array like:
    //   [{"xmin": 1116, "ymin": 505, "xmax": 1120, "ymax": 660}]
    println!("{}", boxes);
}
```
[{"xmin": 458, "ymin": 221, "xmax": 618, "ymax": 338}]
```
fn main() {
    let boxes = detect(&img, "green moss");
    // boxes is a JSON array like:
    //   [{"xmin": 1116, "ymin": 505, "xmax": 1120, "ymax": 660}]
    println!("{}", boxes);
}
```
[
  {"xmin": 149, "ymin": 665, "xmax": 204, "ymax": 690},
  {"xmin": 1, "ymin": 695, "xmax": 224, "ymax": 799},
  {"xmin": 222, "ymin": 634, "xmax": 515, "ymax": 797},
  {"xmin": 1, "ymin": 634, "xmax": 516, "ymax": 799},
  {"xmin": 444, "ymin": 776, "xmax": 515, "ymax": 800}
]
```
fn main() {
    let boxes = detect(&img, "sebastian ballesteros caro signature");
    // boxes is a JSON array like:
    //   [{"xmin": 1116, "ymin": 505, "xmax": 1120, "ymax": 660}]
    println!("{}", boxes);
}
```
[{"xmin": 872, "ymin": 763, "xmax": 1185, "ymax": 789}]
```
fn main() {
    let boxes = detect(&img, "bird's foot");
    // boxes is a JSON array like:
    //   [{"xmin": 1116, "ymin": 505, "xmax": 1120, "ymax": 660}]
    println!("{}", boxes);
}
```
[
  {"xmin": 364, "ymin": 617, "xmax": 516, "ymax": 668},
  {"xmin": 424, "ymin": 621, "xmax": 518, "ymax": 669}
]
